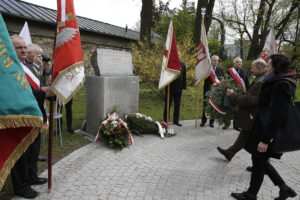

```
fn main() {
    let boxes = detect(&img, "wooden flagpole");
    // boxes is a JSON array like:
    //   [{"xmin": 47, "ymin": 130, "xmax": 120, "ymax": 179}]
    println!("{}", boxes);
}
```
[
  {"xmin": 194, "ymin": 85, "xmax": 201, "ymax": 128},
  {"xmin": 167, "ymin": 85, "xmax": 170, "ymax": 124},
  {"xmin": 194, "ymin": 7, "xmax": 206, "ymax": 128},
  {"xmin": 48, "ymin": 20, "xmax": 59, "ymax": 193}
]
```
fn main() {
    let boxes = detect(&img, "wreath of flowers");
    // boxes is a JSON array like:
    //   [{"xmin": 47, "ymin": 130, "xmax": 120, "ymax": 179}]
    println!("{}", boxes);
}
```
[
  {"xmin": 125, "ymin": 113, "xmax": 173, "ymax": 138},
  {"xmin": 96, "ymin": 112, "xmax": 133, "ymax": 149},
  {"xmin": 205, "ymin": 75, "xmax": 243, "ymax": 126}
]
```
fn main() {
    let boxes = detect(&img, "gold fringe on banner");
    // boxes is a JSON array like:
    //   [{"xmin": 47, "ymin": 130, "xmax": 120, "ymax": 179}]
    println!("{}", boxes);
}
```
[
  {"xmin": 0, "ymin": 127, "xmax": 40, "ymax": 190},
  {"xmin": 0, "ymin": 115, "xmax": 43, "ymax": 129}
]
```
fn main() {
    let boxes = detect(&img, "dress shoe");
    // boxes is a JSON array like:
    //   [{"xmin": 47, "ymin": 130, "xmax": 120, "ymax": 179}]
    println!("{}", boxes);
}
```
[
  {"xmin": 217, "ymin": 146, "xmax": 232, "ymax": 161},
  {"xmin": 38, "ymin": 155, "xmax": 47, "ymax": 162},
  {"xmin": 67, "ymin": 128, "xmax": 75, "ymax": 134},
  {"xmin": 231, "ymin": 192, "xmax": 257, "ymax": 200},
  {"xmin": 275, "ymin": 187, "xmax": 297, "ymax": 200},
  {"xmin": 30, "ymin": 177, "xmax": 47, "ymax": 185},
  {"xmin": 209, "ymin": 122, "xmax": 214, "ymax": 128},
  {"xmin": 174, "ymin": 122, "xmax": 182, "ymax": 126},
  {"xmin": 246, "ymin": 166, "xmax": 253, "ymax": 172},
  {"xmin": 15, "ymin": 187, "xmax": 39, "ymax": 199},
  {"xmin": 200, "ymin": 120, "xmax": 206, "ymax": 127}
]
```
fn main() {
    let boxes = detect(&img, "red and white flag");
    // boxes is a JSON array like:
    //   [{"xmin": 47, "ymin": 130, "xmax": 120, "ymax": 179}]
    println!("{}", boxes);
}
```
[
  {"xmin": 158, "ymin": 20, "xmax": 181, "ymax": 90},
  {"xmin": 228, "ymin": 67, "xmax": 246, "ymax": 91},
  {"xmin": 194, "ymin": 20, "xmax": 211, "ymax": 87},
  {"xmin": 260, "ymin": 29, "xmax": 278, "ymax": 62},
  {"xmin": 51, "ymin": 0, "xmax": 85, "ymax": 104}
]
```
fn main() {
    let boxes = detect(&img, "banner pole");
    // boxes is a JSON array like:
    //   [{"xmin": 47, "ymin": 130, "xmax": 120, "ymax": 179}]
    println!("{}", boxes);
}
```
[
  {"xmin": 47, "ymin": 98, "xmax": 55, "ymax": 191},
  {"xmin": 194, "ymin": 85, "xmax": 201, "ymax": 128},
  {"xmin": 167, "ymin": 85, "xmax": 170, "ymax": 124}
]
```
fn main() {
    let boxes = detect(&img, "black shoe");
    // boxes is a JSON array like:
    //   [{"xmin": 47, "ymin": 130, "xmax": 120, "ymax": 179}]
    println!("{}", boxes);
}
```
[
  {"xmin": 174, "ymin": 122, "xmax": 182, "ymax": 126},
  {"xmin": 275, "ymin": 187, "xmax": 297, "ymax": 200},
  {"xmin": 30, "ymin": 177, "xmax": 47, "ymax": 185},
  {"xmin": 209, "ymin": 120, "xmax": 214, "ymax": 128},
  {"xmin": 217, "ymin": 146, "xmax": 232, "ymax": 161},
  {"xmin": 67, "ymin": 128, "xmax": 74, "ymax": 134},
  {"xmin": 15, "ymin": 187, "xmax": 39, "ymax": 199},
  {"xmin": 246, "ymin": 166, "xmax": 253, "ymax": 172},
  {"xmin": 200, "ymin": 120, "xmax": 206, "ymax": 127},
  {"xmin": 38, "ymin": 155, "xmax": 47, "ymax": 162},
  {"xmin": 231, "ymin": 192, "xmax": 257, "ymax": 200}
]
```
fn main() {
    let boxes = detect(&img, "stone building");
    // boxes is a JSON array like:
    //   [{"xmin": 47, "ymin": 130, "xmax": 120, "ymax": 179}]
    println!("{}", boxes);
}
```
[{"xmin": 0, "ymin": 0, "xmax": 141, "ymax": 75}]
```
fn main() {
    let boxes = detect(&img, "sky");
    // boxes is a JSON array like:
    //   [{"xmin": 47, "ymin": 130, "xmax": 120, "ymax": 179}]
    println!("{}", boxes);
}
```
[{"xmin": 22, "ymin": 0, "xmax": 195, "ymax": 29}]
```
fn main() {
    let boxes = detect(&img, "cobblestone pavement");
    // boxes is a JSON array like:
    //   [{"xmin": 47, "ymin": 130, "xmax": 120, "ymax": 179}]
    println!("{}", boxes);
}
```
[{"xmin": 14, "ymin": 120, "xmax": 300, "ymax": 200}]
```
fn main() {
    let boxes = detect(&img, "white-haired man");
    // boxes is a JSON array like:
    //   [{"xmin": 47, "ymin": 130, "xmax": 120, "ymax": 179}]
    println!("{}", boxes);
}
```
[{"xmin": 200, "ymin": 55, "xmax": 223, "ymax": 128}]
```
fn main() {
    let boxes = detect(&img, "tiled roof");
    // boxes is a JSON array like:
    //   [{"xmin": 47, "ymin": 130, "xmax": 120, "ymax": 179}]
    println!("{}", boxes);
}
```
[{"xmin": 0, "ymin": 0, "xmax": 140, "ymax": 41}]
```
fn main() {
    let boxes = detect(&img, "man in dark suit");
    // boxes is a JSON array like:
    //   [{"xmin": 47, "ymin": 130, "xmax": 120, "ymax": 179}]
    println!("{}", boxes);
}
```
[
  {"xmin": 163, "ymin": 61, "xmax": 186, "ymax": 126},
  {"xmin": 200, "ymin": 55, "xmax": 223, "ymax": 127},
  {"xmin": 10, "ymin": 36, "xmax": 49, "ymax": 199},
  {"xmin": 217, "ymin": 59, "xmax": 268, "ymax": 161}
]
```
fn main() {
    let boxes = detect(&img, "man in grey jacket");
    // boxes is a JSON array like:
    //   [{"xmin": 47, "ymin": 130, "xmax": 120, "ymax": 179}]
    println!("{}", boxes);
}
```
[{"xmin": 217, "ymin": 59, "xmax": 268, "ymax": 161}]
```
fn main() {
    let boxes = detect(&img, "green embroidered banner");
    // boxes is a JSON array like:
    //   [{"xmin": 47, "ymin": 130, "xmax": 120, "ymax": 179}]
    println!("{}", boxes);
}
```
[{"xmin": 0, "ymin": 13, "xmax": 43, "ymax": 190}]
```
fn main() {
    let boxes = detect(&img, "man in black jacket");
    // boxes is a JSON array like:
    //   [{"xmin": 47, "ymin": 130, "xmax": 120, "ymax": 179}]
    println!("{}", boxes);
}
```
[
  {"xmin": 10, "ymin": 35, "xmax": 50, "ymax": 199},
  {"xmin": 164, "ymin": 61, "xmax": 186, "ymax": 126},
  {"xmin": 200, "ymin": 55, "xmax": 223, "ymax": 128}
]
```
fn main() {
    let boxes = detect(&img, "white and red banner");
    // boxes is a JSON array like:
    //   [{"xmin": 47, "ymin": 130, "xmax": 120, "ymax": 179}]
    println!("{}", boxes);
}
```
[
  {"xmin": 209, "ymin": 70, "xmax": 220, "ymax": 85},
  {"xmin": 228, "ymin": 67, "xmax": 246, "ymax": 91},
  {"xmin": 158, "ymin": 20, "xmax": 181, "ymax": 90},
  {"xmin": 21, "ymin": 63, "xmax": 41, "ymax": 90},
  {"xmin": 208, "ymin": 98, "xmax": 227, "ymax": 115},
  {"xmin": 19, "ymin": 21, "xmax": 32, "ymax": 45},
  {"xmin": 260, "ymin": 29, "xmax": 278, "ymax": 62},
  {"xmin": 194, "ymin": 20, "xmax": 211, "ymax": 87},
  {"xmin": 51, "ymin": 0, "xmax": 85, "ymax": 104}
]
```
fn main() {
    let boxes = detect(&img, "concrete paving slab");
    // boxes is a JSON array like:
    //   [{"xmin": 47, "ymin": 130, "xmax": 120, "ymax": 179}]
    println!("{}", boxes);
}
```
[{"xmin": 12, "ymin": 120, "xmax": 300, "ymax": 200}]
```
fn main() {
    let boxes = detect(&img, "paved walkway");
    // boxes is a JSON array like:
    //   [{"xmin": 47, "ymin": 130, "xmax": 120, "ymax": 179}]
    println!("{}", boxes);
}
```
[{"xmin": 14, "ymin": 120, "xmax": 300, "ymax": 200}]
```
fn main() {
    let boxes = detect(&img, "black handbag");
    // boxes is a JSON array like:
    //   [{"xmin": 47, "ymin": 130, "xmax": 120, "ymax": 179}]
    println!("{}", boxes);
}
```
[{"xmin": 272, "ymin": 101, "xmax": 300, "ymax": 153}]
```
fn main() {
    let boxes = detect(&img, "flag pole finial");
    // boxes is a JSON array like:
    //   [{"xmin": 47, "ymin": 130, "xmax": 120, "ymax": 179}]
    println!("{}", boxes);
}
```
[{"xmin": 201, "ymin": 8, "xmax": 206, "ymax": 18}]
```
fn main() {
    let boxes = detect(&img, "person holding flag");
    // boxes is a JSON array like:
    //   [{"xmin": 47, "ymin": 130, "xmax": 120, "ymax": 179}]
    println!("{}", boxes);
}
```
[
  {"xmin": 200, "ymin": 55, "xmax": 223, "ymax": 128},
  {"xmin": 10, "ymin": 35, "xmax": 51, "ymax": 199},
  {"xmin": 158, "ymin": 20, "xmax": 182, "ymax": 125},
  {"xmin": 0, "ymin": 13, "xmax": 45, "ymax": 199}
]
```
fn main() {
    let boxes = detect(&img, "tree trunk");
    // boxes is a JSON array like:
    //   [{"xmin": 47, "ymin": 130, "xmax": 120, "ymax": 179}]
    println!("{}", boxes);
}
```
[
  {"xmin": 212, "ymin": 17, "xmax": 225, "ymax": 60},
  {"xmin": 140, "ymin": 0, "xmax": 153, "ymax": 42},
  {"xmin": 247, "ymin": 0, "xmax": 266, "ymax": 60},
  {"xmin": 239, "ymin": 34, "xmax": 244, "ymax": 59}
]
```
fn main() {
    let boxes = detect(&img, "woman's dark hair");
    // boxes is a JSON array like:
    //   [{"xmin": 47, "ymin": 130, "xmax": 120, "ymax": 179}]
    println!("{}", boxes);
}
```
[{"xmin": 270, "ymin": 54, "xmax": 292, "ymax": 75}]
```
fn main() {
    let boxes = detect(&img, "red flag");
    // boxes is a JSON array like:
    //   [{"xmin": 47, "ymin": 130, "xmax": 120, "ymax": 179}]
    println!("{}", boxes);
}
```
[
  {"xmin": 158, "ymin": 20, "xmax": 181, "ymax": 90},
  {"xmin": 51, "ymin": 0, "xmax": 85, "ymax": 104}
]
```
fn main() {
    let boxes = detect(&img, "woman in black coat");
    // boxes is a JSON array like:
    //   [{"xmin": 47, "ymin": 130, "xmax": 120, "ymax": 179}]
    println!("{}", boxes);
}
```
[{"xmin": 231, "ymin": 54, "xmax": 298, "ymax": 200}]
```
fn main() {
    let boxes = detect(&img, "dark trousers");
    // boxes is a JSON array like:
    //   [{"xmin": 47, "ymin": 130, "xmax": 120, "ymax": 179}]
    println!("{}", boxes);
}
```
[
  {"xmin": 58, "ymin": 98, "xmax": 73, "ymax": 131},
  {"xmin": 227, "ymin": 130, "xmax": 250, "ymax": 157},
  {"xmin": 11, "ymin": 134, "xmax": 41, "ymax": 193},
  {"xmin": 248, "ymin": 152, "xmax": 285, "ymax": 195},
  {"xmin": 164, "ymin": 88, "xmax": 182, "ymax": 123},
  {"xmin": 201, "ymin": 98, "xmax": 214, "ymax": 124}
]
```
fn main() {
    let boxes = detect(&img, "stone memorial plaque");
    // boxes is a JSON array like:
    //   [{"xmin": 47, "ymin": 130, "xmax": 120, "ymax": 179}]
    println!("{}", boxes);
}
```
[{"xmin": 97, "ymin": 48, "xmax": 133, "ymax": 76}]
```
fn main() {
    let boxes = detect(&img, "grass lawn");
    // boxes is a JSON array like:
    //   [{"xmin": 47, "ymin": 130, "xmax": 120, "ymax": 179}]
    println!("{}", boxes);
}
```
[{"xmin": 1, "ymin": 82, "xmax": 299, "ymax": 199}]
